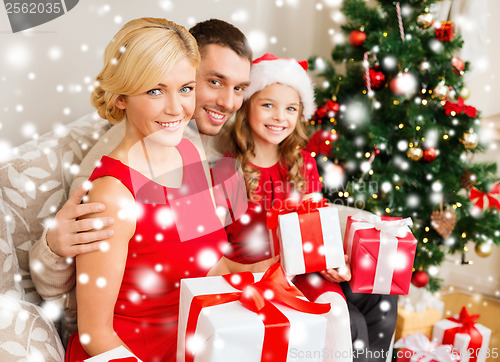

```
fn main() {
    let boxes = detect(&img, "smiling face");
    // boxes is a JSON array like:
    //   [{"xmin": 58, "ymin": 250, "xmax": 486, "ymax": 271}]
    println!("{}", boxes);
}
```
[
  {"xmin": 116, "ymin": 58, "xmax": 196, "ymax": 147},
  {"xmin": 247, "ymin": 83, "xmax": 301, "ymax": 150},
  {"xmin": 192, "ymin": 44, "xmax": 251, "ymax": 135}
]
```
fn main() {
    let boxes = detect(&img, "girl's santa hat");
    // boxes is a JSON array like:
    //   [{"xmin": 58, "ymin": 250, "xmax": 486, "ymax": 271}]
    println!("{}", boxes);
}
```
[{"xmin": 244, "ymin": 53, "xmax": 316, "ymax": 121}]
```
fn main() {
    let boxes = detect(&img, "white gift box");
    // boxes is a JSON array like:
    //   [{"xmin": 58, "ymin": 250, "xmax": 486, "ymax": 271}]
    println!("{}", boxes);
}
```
[
  {"xmin": 177, "ymin": 271, "xmax": 349, "ymax": 362},
  {"xmin": 432, "ymin": 314, "xmax": 491, "ymax": 362},
  {"xmin": 276, "ymin": 206, "xmax": 345, "ymax": 276},
  {"xmin": 84, "ymin": 346, "xmax": 142, "ymax": 361}
]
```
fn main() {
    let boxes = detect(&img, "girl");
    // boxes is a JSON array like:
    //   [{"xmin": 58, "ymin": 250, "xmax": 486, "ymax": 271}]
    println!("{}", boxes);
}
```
[
  {"xmin": 65, "ymin": 18, "xmax": 228, "ymax": 361},
  {"xmin": 218, "ymin": 54, "xmax": 353, "ymax": 361}
]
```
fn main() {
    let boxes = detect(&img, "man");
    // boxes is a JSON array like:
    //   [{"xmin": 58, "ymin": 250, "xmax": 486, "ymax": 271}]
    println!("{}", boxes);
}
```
[{"xmin": 29, "ymin": 19, "xmax": 396, "ymax": 362}]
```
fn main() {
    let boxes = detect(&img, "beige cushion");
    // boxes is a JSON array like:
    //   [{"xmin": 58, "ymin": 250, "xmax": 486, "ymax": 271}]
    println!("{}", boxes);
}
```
[
  {"xmin": 0, "ymin": 113, "xmax": 111, "ymax": 302},
  {"xmin": 0, "ymin": 191, "xmax": 23, "ymax": 298},
  {"xmin": 0, "ymin": 293, "xmax": 65, "ymax": 361}
]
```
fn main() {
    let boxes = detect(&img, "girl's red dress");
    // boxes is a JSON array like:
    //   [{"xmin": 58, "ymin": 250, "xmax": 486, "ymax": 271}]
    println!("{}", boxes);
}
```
[{"xmin": 222, "ymin": 151, "xmax": 345, "ymax": 302}]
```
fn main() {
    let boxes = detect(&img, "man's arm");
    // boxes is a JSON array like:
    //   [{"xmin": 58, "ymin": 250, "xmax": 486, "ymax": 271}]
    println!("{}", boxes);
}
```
[{"xmin": 29, "ymin": 184, "xmax": 114, "ymax": 299}]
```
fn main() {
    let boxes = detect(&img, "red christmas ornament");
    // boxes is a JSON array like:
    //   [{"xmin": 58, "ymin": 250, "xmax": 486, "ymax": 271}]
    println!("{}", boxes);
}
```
[
  {"xmin": 423, "ymin": 147, "xmax": 438, "ymax": 162},
  {"xmin": 313, "ymin": 100, "xmax": 339, "ymax": 121},
  {"xmin": 364, "ymin": 66, "xmax": 386, "ymax": 90},
  {"xmin": 411, "ymin": 270, "xmax": 429, "ymax": 288},
  {"xmin": 349, "ymin": 30, "xmax": 367, "ymax": 47},
  {"xmin": 435, "ymin": 21, "xmax": 455, "ymax": 41},
  {"xmin": 305, "ymin": 130, "xmax": 337, "ymax": 156},
  {"xmin": 451, "ymin": 56, "xmax": 465, "ymax": 75}
]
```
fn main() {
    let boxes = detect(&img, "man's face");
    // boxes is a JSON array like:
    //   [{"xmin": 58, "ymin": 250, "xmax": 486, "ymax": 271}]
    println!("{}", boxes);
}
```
[{"xmin": 193, "ymin": 44, "xmax": 251, "ymax": 136}]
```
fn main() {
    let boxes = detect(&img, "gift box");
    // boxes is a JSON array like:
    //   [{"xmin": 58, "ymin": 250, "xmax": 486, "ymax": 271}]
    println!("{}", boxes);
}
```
[
  {"xmin": 266, "ymin": 198, "xmax": 345, "ymax": 276},
  {"xmin": 177, "ymin": 263, "xmax": 338, "ymax": 362},
  {"xmin": 395, "ymin": 306, "xmax": 443, "ymax": 342},
  {"xmin": 395, "ymin": 333, "xmax": 460, "ymax": 362},
  {"xmin": 344, "ymin": 213, "xmax": 417, "ymax": 294},
  {"xmin": 79, "ymin": 346, "xmax": 142, "ymax": 362},
  {"xmin": 432, "ymin": 307, "xmax": 491, "ymax": 362},
  {"xmin": 435, "ymin": 21, "xmax": 455, "ymax": 42},
  {"xmin": 396, "ymin": 285, "xmax": 445, "ymax": 341}
]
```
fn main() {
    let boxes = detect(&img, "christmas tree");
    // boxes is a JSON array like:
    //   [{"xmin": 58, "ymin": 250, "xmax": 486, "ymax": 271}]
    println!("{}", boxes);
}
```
[{"xmin": 307, "ymin": 0, "xmax": 500, "ymax": 291}]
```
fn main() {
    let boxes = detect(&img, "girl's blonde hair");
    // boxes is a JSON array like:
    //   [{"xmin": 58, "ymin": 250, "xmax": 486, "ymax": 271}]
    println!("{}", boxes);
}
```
[
  {"xmin": 91, "ymin": 18, "xmax": 200, "ymax": 124},
  {"xmin": 227, "ymin": 90, "xmax": 309, "ymax": 201}
]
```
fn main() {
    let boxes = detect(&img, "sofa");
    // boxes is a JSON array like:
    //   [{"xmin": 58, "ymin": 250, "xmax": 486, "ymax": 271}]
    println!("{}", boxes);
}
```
[{"xmin": 0, "ymin": 113, "xmax": 111, "ymax": 361}]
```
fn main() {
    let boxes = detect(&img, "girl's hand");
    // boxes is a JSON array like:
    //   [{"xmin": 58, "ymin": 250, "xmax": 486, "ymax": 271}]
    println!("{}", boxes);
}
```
[{"xmin": 319, "ymin": 255, "xmax": 351, "ymax": 283}]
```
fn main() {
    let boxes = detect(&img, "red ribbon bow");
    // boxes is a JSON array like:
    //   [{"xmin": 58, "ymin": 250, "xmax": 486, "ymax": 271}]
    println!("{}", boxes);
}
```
[
  {"xmin": 470, "ymin": 182, "xmax": 500, "ymax": 210},
  {"xmin": 443, "ymin": 307, "xmax": 482, "ymax": 362},
  {"xmin": 185, "ymin": 263, "xmax": 330, "ymax": 362},
  {"xmin": 443, "ymin": 97, "xmax": 478, "ymax": 118}
]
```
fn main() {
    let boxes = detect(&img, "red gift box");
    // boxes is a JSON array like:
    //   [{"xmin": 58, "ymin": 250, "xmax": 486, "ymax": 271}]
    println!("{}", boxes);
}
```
[
  {"xmin": 435, "ymin": 21, "xmax": 455, "ymax": 41},
  {"xmin": 432, "ymin": 307, "xmax": 491, "ymax": 362},
  {"xmin": 395, "ymin": 333, "xmax": 460, "ymax": 362},
  {"xmin": 344, "ymin": 213, "xmax": 417, "ymax": 295}
]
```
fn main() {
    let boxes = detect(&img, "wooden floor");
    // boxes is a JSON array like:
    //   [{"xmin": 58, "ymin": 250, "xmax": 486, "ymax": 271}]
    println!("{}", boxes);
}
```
[{"xmin": 437, "ymin": 287, "xmax": 500, "ymax": 362}]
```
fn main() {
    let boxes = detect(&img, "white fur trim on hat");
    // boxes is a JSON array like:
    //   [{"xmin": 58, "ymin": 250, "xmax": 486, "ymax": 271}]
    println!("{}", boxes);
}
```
[{"xmin": 244, "ymin": 58, "xmax": 316, "ymax": 121}]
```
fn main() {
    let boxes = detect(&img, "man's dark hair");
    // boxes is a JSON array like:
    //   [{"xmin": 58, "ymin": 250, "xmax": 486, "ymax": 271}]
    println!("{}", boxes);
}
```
[{"xmin": 189, "ymin": 19, "xmax": 253, "ymax": 63}]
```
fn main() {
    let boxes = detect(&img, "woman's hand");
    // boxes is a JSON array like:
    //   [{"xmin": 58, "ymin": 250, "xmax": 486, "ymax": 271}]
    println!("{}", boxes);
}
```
[{"xmin": 319, "ymin": 255, "xmax": 351, "ymax": 283}]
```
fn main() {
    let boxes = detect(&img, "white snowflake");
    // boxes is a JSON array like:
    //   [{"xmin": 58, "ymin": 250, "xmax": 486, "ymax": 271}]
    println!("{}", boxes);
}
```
[{"xmin": 197, "ymin": 248, "xmax": 218, "ymax": 269}]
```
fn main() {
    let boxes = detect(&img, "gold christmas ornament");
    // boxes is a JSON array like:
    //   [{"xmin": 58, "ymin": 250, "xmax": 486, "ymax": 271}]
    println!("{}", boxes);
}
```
[
  {"xmin": 462, "ymin": 131, "xmax": 479, "ymax": 149},
  {"xmin": 459, "ymin": 86, "xmax": 471, "ymax": 100},
  {"xmin": 407, "ymin": 145, "xmax": 423, "ymax": 161},
  {"xmin": 475, "ymin": 242, "xmax": 493, "ymax": 258},
  {"xmin": 417, "ymin": 13, "xmax": 434, "ymax": 28},
  {"xmin": 431, "ymin": 209, "xmax": 457, "ymax": 239},
  {"xmin": 434, "ymin": 82, "xmax": 450, "ymax": 101}
]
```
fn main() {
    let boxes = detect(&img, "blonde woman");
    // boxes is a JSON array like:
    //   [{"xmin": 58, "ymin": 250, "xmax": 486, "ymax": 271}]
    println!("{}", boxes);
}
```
[{"xmin": 65, "ymin": 18, "xmax": 228, "ymax": 361}]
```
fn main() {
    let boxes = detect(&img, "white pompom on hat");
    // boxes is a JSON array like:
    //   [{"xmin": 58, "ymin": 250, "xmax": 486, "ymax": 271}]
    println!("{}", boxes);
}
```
[{"xmin": 244, "ymin": 53, "xmax": 316, "ymax": 121}]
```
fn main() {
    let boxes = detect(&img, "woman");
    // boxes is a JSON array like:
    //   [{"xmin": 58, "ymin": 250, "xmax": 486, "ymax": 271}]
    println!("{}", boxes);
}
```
[{"xmin": 65, "ymin": 18, "xmax": 228, "ymax": 361}]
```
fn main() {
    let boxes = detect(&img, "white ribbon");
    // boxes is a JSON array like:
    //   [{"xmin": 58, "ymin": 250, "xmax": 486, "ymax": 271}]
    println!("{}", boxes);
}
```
[
  {"xmin": 394, "ymin": 333, "xmax": 459, "ymax": 362},
  {"xmin": 345, "ymin": 213, "xmax": 412, "ymax": 294}
]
